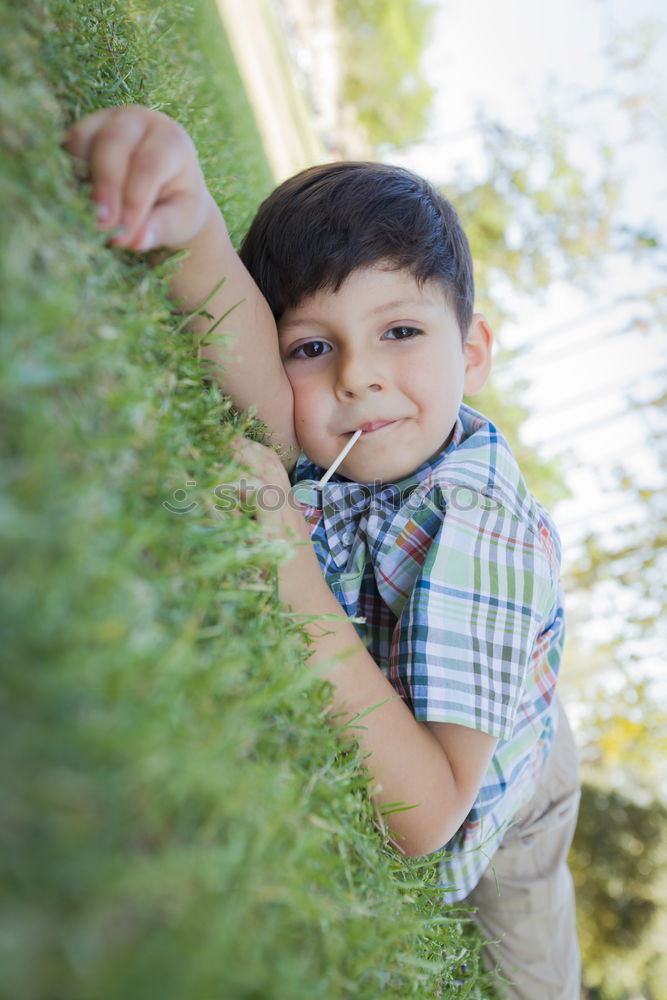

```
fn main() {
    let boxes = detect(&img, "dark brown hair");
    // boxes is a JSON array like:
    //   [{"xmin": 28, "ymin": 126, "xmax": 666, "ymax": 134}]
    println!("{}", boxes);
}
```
[{"xmin": 239, "ymin": 161, "xmax": 474, "ymax": 338}]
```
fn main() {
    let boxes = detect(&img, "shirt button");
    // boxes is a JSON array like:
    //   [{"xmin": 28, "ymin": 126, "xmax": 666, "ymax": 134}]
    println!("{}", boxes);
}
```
[{"xmin": 342, "ymin": 531, "xmax": 354, "ymax": 546}]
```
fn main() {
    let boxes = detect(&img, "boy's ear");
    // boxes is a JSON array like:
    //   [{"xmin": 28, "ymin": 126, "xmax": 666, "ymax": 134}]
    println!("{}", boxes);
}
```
[{"xmin": 463, "ymin": 314, "xmax": 493, "ymax": 395}]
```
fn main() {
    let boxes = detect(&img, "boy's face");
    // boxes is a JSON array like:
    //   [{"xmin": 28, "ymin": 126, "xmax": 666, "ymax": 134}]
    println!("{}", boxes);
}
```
[{"xmin": 278, "ymin": 265, "xmax": 491, "ymax": 483}]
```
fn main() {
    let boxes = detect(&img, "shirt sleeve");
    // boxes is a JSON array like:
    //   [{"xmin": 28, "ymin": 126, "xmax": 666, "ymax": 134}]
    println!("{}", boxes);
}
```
[{"xmin": 387, "ymin": 486, "xmax": 557, "ymax": 740}]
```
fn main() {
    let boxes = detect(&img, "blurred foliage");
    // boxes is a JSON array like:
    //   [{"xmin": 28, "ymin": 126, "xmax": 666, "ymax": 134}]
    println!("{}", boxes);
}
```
[
  {"xmin": 335, "ymin": 0, "xmax": 436, "ymax": 149},
  {"xmin": 570, "ymin": 784, "xmax": 667, "ymax": 999},
  {"xmin": 0, "ymin": 1, "xmax": 499, "ymax": 997},
  {"xmin": 435, "ymin": 22, "xmax": 666, "ymax": 999},
  {"xmin": 565, "ymin": 369, "xmax": 667, "ymax": 688},
  {"xmin": 456, "ymin": 113, "xmax": 621, "ymax": 511},
  {"xmin": 564, "ymin": 372, "xmax": 667, "ymax": 998},
  {"xmin": 454, "ymin": 116, "xmax": 619, "ymax": 311}
]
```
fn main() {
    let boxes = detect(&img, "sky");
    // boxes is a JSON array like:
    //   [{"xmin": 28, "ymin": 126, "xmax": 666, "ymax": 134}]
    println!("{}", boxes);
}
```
[{"xmin": 389, "ymin": 0, "xmax": 667, "ymax": 696}]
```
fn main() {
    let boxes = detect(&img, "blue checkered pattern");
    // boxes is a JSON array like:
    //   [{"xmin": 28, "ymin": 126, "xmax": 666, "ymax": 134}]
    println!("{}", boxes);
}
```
[{"xmin": 292, "ymin": 404, "xmax": 565, "ymax": 900}]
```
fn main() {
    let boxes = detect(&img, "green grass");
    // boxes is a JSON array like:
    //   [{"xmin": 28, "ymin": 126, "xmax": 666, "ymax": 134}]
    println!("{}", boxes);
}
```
[{"xmin": 0, "ymin": 2, "xmax": 497, "ymax": 997}]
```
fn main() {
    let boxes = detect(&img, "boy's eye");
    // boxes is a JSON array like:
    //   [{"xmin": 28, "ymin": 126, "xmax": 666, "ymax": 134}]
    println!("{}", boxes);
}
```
[
  {"xmin": 384, "ymin": 326, "xmax": 423, "ymax": 340},
  {"xmin": 289, "ymin": 340, "xmax": 331, "ymax": 359}
]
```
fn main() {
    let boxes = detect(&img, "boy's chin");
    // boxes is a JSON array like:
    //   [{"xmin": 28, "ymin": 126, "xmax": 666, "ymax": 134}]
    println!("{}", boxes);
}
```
[{"xmin": 348, "ymin": 436, "xmax": 456, "ymax": 483}]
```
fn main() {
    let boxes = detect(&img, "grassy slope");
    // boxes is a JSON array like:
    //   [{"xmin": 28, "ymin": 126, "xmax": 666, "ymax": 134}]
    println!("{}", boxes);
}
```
[{"xmin": 0, "ymin": 2, "xmax": 496, "ymax": 997}]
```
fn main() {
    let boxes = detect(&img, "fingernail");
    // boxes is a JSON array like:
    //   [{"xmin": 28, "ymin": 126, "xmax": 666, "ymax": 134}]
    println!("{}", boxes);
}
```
[
  {"xmin": 139, "ymin": 228, "xmax": 156, "ymax": 252},
  {"xmin": 95, "ymin": 202, "xmax": 110, "ymax": 223}
]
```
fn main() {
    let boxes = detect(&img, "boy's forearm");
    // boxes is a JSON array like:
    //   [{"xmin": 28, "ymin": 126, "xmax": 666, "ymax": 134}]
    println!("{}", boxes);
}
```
[
  {"xmin": 279, "ymin": 545, "xmax": 476, "ymax": 857},
  {"xmin": 167, "ymin": 193, "xmax": 298, "ymax": 464}
]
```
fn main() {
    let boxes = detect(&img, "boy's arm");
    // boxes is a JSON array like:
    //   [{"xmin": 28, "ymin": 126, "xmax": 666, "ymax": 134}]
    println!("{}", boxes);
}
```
[
  {"xmin": 166, "ymin": 193, "xmax": 299, "ymax": 465},
  {"xmin": 240, "ymin": 441, "xmax": 497, "ymax": 857},
  {"xmin": 64, "ymin": 107, "xmax": 299, "ymax": 467},
  {"xmin": 282, "ymin": 517, "xmax": 497, "ymax": 857}
]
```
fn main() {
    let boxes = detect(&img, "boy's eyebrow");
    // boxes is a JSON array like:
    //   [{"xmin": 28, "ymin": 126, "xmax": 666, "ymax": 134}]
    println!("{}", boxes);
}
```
[
  {"xmin": 278, "ymin": 317, "xmax": 319, "ymax": 335},
  {"xmin": 368, "ymin": 296, "xmax": 436, "ymax": 315}
]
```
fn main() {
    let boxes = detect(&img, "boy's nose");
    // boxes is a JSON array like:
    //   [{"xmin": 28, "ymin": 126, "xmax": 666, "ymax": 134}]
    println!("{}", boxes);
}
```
[
  {"xmin": 337, "ymin": 381, "xmax": 382, "ymax": 400},
  {"xmin": 335, "ymin": 350, "xmax": 384, "ymax": 399}
]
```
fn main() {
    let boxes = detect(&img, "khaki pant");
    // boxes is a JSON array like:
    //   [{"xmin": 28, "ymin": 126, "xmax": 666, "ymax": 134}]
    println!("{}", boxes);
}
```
[{"xmin": 466, "ymin": 699, "xmax": 581, "ymax": 1000}]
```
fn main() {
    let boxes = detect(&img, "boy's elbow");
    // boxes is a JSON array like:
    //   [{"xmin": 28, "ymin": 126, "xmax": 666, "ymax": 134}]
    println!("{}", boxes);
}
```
[
  {"xmin": 388, "ymin": 811, "xmax": 458, "ymax": 859},
  {"xmin": 387, "ymin": 783, "xmax": 474, "ymax": 858},
  {"xmin": 401, "ymin": 831, "xmax": 450, "ymax": 859},
  {"xmin": 391, "ymin": 834, "xmax": 448, "ymax": 860}
]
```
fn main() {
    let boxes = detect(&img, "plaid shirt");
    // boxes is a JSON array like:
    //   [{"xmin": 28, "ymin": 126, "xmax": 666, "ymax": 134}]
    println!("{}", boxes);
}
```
[{"xmin": 291, "ymin": 404, "xmax": 565, "ymax": 901}]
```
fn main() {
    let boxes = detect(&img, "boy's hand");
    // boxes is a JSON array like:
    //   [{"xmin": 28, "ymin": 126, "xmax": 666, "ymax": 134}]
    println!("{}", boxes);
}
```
[
  {"xmin": 232, "ymin": 439, "xmax": 305, "ymax": 542},
  {"xmin": 64, "ymin": 106, "xmax": 211, "ymax": 253},
  {"xmin": 232, "ymin": 438, "xmax": 322, "ymax": 609}
]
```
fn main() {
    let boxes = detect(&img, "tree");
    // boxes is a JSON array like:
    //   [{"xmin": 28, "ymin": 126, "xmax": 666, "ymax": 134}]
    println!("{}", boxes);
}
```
[
  {"xmin": 448, "ymin": 113, "xmax": 623, "ymax": 509},
  {"xmin": 570, "ymin": 784, "xmax": 667, "ymax": 999},
  {"xmin": 335, "ymin": 0, "xmax": 436, "ymax": 149}
]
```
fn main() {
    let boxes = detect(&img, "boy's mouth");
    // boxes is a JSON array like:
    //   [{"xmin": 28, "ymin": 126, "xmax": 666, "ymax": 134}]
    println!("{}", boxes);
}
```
[{"xmin": 357, "ymin": 419, "xmax": 399, "ymax": 435}]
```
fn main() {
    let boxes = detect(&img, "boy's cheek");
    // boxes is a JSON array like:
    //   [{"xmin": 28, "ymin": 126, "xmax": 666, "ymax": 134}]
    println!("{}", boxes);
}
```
[{"xmin": 292, "ymin": 396, "xmax": 328, "ymax": 456}]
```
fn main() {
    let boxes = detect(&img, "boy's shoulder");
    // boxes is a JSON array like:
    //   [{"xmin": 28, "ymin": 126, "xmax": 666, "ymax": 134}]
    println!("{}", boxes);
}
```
[
  {"xmin": 431, "ymin": 403, "xmax": 530, "ymax": 511},
  {"xmin": 419, "ymin": 404, "xmax": 562, "ymax": 571}
]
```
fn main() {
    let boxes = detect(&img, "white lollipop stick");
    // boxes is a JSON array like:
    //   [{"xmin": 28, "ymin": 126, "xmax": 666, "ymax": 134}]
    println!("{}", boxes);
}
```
[{"xmin": 317, "ymin": 429, "xmax": 362, "ymax": 488}]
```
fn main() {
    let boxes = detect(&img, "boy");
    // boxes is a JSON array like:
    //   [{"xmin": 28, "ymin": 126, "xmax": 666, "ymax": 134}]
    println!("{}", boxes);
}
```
[{"xmin": 65, "ymin": 107, "xmax": 581, "ymax": 999}]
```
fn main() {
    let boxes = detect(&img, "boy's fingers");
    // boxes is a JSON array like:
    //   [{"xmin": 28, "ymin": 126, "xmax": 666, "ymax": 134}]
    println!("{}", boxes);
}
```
[
  {"xmin": 65, "ymin": 109, "xmax": 126, "ymax": 229},
  {"xmin": 117, "ymin": 129, "xmax": 189, "ymax": 248},
  {"xmin": 133, "ymin": 188, "xmax": 208, "ymax": 252},
  {"xmin": 63, "ymin": 107, "xmax": 117, "ymax": 160},
  {"xmin": 231, "ymin": 438, "xmax": 291, "ymax": 487},
  {"xmin": 65, "ymin": 107, "xmax": 147, "ymax": 230},
  {"xmin": 88, "ymin": 113, "xmax": 150, "ymax": 235}
]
